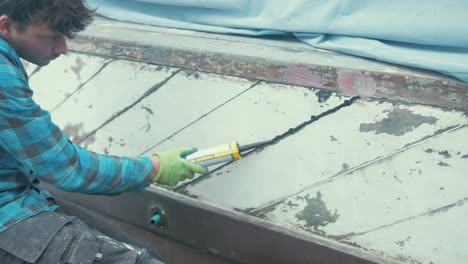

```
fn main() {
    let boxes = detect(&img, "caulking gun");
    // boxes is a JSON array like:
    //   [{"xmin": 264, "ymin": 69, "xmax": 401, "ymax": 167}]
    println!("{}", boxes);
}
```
[{"xmin": 186, "ymin": 140, "xmax": 272, "ymax": 167}]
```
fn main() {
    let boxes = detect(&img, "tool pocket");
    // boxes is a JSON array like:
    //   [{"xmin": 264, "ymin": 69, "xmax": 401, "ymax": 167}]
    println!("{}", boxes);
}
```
[
  {"xmin": 0, "ymin": 211, "xmax": 75, "ymax": 263},
  {"xmin": 57, "ymin": 226, "xmax": 100, "ymax": 264}
]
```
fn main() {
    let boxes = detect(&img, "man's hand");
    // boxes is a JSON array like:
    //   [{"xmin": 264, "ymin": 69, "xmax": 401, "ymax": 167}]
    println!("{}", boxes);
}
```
[{"xmin": 151, "ymin": 147, "xmax": 208, "ymax": 187}]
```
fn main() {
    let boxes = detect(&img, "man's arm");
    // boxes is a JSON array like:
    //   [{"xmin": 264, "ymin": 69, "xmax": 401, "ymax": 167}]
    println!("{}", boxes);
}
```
[
  {"xmin": 151, "ymin": 148, "xmax": 208, "ymax": 187},
  {"xmin": 0, "ymin": 69, "xmax": 154, "ymax": 194},
  {"xmin": 0, "ymin": 69, "xmax": 208, "ymax": 193}
]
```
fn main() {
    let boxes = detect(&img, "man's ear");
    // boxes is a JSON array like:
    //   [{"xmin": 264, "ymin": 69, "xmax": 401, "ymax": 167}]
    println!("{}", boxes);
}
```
[{"xmin": 0, "ymin": 15, "xmax": 14, "ymax": 38}]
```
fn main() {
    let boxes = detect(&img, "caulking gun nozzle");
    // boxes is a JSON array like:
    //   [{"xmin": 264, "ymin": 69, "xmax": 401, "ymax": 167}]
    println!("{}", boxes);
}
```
[{"xmin": 238, "ymin": 140, "xmax": 273, "ymax": 153}]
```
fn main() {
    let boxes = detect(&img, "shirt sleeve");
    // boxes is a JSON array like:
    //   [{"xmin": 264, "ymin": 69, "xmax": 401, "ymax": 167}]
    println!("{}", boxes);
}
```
[{"xmin": 0, "ymin": 65, "xmax": 153, "ymax": 194}]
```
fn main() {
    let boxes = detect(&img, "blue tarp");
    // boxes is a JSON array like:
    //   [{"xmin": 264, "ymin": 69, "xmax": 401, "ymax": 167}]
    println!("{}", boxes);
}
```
[{"xmin": 87, "ymin": 0, "xmax": 468, "ymax": 83}]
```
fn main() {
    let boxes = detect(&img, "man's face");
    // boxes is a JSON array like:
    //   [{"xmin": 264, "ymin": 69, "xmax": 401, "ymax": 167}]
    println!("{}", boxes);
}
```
[{"xmin": 7, "ymin": 22, "xmax": 68, "ymax": 66}]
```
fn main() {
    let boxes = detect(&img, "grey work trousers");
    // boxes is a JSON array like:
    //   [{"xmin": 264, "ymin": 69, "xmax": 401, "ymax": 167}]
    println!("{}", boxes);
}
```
[{"xmin": 0, "ymin": 211, "xmax": 164, "ymax": 264}]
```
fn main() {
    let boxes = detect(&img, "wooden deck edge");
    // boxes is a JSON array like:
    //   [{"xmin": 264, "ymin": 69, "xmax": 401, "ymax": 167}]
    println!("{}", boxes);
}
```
[
  {"xmin": 69, "ymin": 35, "xmax": 468, "ymax": 111},
  {"xmin": 44, "ymin": 183, "xmax": 398, "ymax": 264}
]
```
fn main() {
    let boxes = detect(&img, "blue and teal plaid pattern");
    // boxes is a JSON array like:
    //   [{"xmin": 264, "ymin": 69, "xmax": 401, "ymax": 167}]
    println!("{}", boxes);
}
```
[{"xmin": 0, "ymin": 37, "xmax": 153, "ymax": 232}]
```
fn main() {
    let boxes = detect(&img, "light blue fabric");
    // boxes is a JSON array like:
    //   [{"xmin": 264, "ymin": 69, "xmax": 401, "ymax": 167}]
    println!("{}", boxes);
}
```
[{"xmin": 87, "ymin": 0, "xmax": 468, "ymax": 83}]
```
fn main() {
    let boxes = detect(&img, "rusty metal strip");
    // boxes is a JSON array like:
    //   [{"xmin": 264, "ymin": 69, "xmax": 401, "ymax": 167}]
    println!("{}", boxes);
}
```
[{"xmin": 69, "ymin": 36, "xmax": 468, "ymax": 111}]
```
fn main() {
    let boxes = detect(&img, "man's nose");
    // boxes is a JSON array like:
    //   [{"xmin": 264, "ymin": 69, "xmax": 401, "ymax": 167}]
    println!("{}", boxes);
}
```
[{"xmin": 53, "ymin": 36, "xmax": 68, "ymax": 55}]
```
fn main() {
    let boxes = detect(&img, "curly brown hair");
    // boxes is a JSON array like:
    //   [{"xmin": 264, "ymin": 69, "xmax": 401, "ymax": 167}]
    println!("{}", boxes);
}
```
[{"xmin": 0, "ymin": 0, "xmax": 95, "ymax": 38}]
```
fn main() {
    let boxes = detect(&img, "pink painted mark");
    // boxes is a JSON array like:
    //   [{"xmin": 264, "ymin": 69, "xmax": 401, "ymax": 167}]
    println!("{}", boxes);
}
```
[
  {"xmin": 283, "ymin": 64, "xmax": 328, "ymax": 88},
  {"xmin": 337, "ymin": 70, "xmax": 376, "ymax": 97}
]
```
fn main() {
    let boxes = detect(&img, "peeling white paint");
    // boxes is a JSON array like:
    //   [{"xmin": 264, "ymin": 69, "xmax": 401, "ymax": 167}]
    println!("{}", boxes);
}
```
[
  {"xmin": 148, "ymin": 83, "xmax": 346, "ymax": 188},
  {"xmin": 52, "ymin": 59, "xmax": 179, "ymax": 144},
  {"xmin": 184, "ymin": 100, "xmax": 468, "ymax": 210},
  {"xmin": 30, "ymin": 53, "xmax": 110, "ymax": 111},
  {"xmin": 265, "ymin": 126, "xmax": 468, "ymax": 239},
  {"xmin": 348, "ymin": 195, "xmax": 468, "ymax": 264},
  {"xmin": 86, "ymin": 71, "xmax": 254, "ymax": 156},
  {"xmin": 36, "ymin": 44, "xmax": 468, "ymax": 264}
]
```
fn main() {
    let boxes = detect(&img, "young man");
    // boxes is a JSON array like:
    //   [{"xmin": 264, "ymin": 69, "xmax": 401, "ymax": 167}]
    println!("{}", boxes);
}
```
[{"xmin": 0, "ymin": 1, "xmax": 207, "ymax": 263}]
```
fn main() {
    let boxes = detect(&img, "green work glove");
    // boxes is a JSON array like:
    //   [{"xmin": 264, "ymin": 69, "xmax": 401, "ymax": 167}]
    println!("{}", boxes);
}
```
[{"xmin": 152, "ymin": 147, "xmax": 208, "ymax": 187}]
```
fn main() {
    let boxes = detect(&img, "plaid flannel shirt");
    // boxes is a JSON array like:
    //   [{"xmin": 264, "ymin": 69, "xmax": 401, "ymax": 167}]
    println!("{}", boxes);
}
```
[{"xmin": 0, "ymin": 36, "xmax": 154, "ymax": 233}]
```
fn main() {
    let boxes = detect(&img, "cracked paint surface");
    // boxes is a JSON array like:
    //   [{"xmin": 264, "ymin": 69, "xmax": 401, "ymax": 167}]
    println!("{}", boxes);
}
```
[
  {"xmin": 85, "ymin": 71, "xmax": 254, "ymax": 156},
  {"xmin": 295, "ymin": 192, "xmax": 339, "ymax": 231},
  {"xmin": 36, "ymin": 48, "xmax": 468, "ymax": 264},
  {"xmin": 183, "ymin": 100, "xmax": 467, "ymax": 211},
  {"xmin": 349, "ymin": 199, "xmax": 468, "ymax": 264},
  {"xmin": 395, "ymin": 236, "xmax": 414, "ymax": 250},
  {"xmin": 156, "ymin": 84, "xmax": 348, "ymax": 194},
  {"xmin": 147, "ymin": 83, "xmax": 346, "ymax": 161},
  {"xmin": 30, "ymin": 53, "xmax": 110, "ymax": 111},
  {"xmin": 51, "ymin": 59, "xmax": 179, "ymax": 147},
  {"xmin": 359, "ymin": 108, "xmax": 438, "ymax": 136},
  {"xmin": 263, "ymin": 125, "xmax": 468, "ymax": 264},
  {"xmin": 315, "ymin": 89, "xmax": 333, "ymax": 103}
]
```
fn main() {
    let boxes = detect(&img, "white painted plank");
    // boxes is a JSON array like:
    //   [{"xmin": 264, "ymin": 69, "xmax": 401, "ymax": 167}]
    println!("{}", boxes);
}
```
[
  {"xmin": 264, "ymin": 125, "xmax": 468, "ymax": 238},
  {"xmin": 85, "ymin": 70, "xmax": 255, "ymax": 156},
  {"xmin": 148, "ymin": 82, "xmax": 346, "ymax": 182},
  {"xmin": 21, "ymin": 59, "xmax": 38, "ymax": 77},
  {"xmin": 348, "ymin": 198, "xmax": 468, "ymax": 264},
  {"xmin": 52, "ymin": 60, "xmax": 179, "ymax": 145},
  {"xmin": 184, "ymin": 101, "xmax": 468, "ymax": 211},
  {"xmin": 29, "ymin": 53, "xmax": 110, "ymax": 111}
]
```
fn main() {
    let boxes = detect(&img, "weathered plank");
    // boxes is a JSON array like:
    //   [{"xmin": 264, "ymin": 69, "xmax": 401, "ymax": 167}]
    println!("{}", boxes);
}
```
[
  {"xmin": 182, "ymin": 100, "xmax": 467, "ymax": 211},
  {"xmin": 51, "ymin": 59, "xmax": 179, "ymax": 146},
  {"xmin": 348, "ymin": 189, "xmax": 468, "ymax": 264},
  {"xmin": 30, "ymin": 53, "xmax": 111, "ymax": 111},
  {"xmin": 262, "ymin": 125, "xmax": 468, "ymax": 242},
  {"xmin": 141, "ymin": 82, "xmax": 346, "ymax": 187},
  {"xmin": 85, "ymin": 70, "xmax": 255, "ymax": 156}
]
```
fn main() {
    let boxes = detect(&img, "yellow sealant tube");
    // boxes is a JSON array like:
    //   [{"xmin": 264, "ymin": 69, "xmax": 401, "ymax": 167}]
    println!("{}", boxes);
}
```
[{"xmin": 186, "ymin": 140, "xmax": 241, "ymax": 167}]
